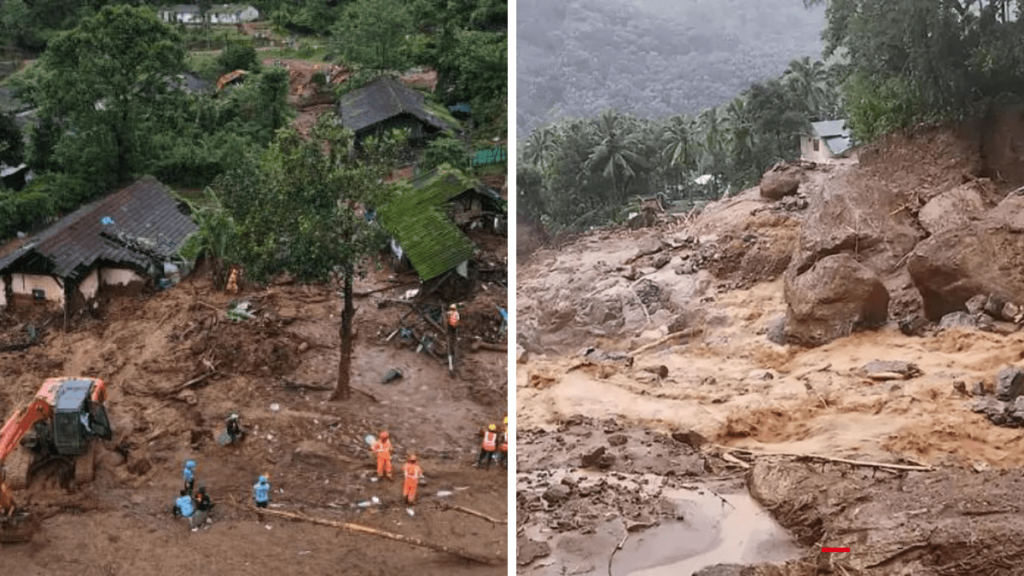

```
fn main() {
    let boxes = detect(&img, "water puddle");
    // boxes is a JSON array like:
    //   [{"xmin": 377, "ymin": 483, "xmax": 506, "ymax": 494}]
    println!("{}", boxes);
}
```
[{"xmin": 610, "ymin": 488, "xmax": 803, "ymax": 576}]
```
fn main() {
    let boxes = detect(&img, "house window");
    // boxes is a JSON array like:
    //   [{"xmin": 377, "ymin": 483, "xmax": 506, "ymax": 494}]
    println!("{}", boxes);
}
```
[
  {"xmin": 813, "ymin": 139, "xmax": 820, "ymax": 152},
  {"xmin": 32, "ymin": 289, "xmax": 45, "ymax": 301}
]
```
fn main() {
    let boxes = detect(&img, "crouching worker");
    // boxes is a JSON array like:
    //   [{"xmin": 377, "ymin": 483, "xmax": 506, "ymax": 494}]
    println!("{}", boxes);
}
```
[{"xmin": 172, "ymin": 489, "xmax": 201, "ymax": 531}]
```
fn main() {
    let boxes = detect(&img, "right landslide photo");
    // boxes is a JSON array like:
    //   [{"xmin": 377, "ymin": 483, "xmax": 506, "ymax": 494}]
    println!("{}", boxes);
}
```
[{"xmin": 516, "ymin": 1, "xmax": 1024, "ymax": 574}]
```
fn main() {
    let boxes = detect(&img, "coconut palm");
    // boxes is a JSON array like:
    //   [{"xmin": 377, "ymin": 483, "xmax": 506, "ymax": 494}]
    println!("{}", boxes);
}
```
[
  {"xmin": 783, "ymin": 56, "xmax": 829, "ymax": 119},
  {"xmin": 583, "ymin": 109, "xmax": 647, "ymax": 205}
]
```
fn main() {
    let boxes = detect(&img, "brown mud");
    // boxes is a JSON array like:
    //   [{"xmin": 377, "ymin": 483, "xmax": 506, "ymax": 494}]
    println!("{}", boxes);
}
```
[
  {"xmin": 0, "ymin": 240, "xmax": 508, "ymax": 574},
  {"xmin": 517, "ymin": 122, "xmax": 1024, "ymax": 575}
]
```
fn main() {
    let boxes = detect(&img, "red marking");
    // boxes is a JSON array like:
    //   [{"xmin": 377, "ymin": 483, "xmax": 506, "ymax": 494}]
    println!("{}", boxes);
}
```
[{"xmin": 822, "ymin": 547, "xmax": 851, "ymax": 553}]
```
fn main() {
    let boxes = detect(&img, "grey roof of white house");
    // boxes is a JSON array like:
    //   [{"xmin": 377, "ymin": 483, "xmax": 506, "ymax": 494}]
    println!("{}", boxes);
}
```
[{"xmin": 810, "ymin": 119, "xmax": 853, "ymax": 156}]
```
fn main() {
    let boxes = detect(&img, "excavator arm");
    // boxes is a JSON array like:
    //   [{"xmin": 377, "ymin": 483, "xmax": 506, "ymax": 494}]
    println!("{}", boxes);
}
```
[
  {"xmin": 0, "ymin": 398, "xmax": 52, "ymax": 514},
  {"xmin": 0, "ymin": 399, "xmax": 53, "ymax": 465}
]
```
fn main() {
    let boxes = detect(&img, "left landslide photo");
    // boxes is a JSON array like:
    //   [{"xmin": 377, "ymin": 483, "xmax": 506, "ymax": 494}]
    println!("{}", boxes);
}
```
[{"xmin": 0, "ymin": 0, "xmax": 508, "ymax": 573}]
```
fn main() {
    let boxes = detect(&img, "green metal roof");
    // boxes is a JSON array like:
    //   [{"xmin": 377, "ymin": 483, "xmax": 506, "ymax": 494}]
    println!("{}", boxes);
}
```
[{"xmin": 380, "ymin": 167, "xmax": 480, "ymax": 281}]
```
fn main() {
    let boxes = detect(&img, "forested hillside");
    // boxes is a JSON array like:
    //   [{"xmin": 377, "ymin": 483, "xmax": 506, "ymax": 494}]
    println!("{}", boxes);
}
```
[{"xmin": 517, "ymin": 0, "xmax": 825, "ymax": 133}]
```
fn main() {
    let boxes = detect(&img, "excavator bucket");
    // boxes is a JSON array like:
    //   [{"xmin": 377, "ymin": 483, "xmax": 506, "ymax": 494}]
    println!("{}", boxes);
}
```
[{"xmin": 0, "ymin": 511, "xmax": 37, "ymax": 543}]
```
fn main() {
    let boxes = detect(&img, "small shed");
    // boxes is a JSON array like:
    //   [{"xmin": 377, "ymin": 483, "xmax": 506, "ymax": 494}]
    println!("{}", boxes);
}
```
[
  {"xmin": 0, "ymin": 176, "xmax": 197, "ymax": 312},
  {"xmin": 802, "ymin": 119, "xmax": 854, "ymax": 163},
  {"xmin": 337, "ymin": 77, "xmax": 453, "ymax": 144}
]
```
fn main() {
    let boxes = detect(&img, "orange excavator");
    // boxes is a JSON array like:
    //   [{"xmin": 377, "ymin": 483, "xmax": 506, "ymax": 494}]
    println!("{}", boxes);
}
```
[{"xmin": 0, "ymin": 377, "xmax": 112, "ymax": 542}]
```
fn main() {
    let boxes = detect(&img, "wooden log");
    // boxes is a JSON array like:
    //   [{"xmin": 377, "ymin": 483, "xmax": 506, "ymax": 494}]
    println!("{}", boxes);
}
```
[
  {"xmin": 713, "ymin": 444, "xmax": 933, "ymax": 472},
  {"xmin": 470, "ymin": 338, "xmax": 506, "ymax": 353},
  {"xmin": 258, "ymin": 508, "xmax": 502, "ymax": 565},
  {"xmin": 629, "ymin": 327, "xmax": 702, "ymax": 356},
  {"xmin": 156, "ymin": 371, "xmax": 218, "ymax": 397},
  {"xmin": 438, "ymin": 503, "xmax": 506, "ymax": 525}
]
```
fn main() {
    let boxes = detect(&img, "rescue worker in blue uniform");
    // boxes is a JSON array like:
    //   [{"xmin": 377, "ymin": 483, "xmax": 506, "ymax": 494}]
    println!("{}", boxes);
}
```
[
  {"xmin": 183, "ymin": 459, "xmax": 197, "ymax": 495},
  {"xmin": 172, "ymin": 489, "xmax": 201, "ymax": 529},
  {"xmin": 253, "ymin": 475, "xmax": 271, "ymax": 508}
]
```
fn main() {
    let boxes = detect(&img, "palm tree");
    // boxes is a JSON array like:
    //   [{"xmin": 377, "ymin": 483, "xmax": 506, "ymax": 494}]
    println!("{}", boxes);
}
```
[
  {"xmin": 661, "ymin": 114, "xmax": 698, "ymax": 171},
  {"xmin": 524, "ymin": 125, "xmax": 555, "ymax": 170},
  {"xmin": 584, "ymin": 109, "xmax": 647, "ymax": 206},
  {"xmin": 783, "ymin": 57, "xmax": 829, "ymax": 120}
]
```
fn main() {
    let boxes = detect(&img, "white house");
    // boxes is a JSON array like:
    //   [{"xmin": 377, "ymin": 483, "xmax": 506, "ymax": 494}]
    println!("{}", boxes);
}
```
[
  {"xmin": 207, "ymin": 4, "xmax": 260, "ymax": 24},
  {"xmin": 158, "ymin": 4, "xmax": 259, "ymax": 25},
  {"xmin": 158, "ymin": 5, "xmax": 202, "ymax": 24},
  {"xmin": 801, "ymin": 119, "xmax": 855, "ymax": 163}
]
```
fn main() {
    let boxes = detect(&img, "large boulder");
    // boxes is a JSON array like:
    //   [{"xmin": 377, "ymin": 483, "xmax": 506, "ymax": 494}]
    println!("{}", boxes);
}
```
[
  {"xmin": 907, "ymin": 198, "xmax": 1024, "ymax": 319},
  {"xmin": 791, "ymin": 173, "xmax": 922, "ymax": 276},
  {"xmin": 784, "ymin": 253, "xmax": 890, "ymax": 346},
  {"xmin": 917, "ymin": 182, "xmax": 993, "ymax": 236},
  {"xmin": 759, "ymin": 163, "xmax": 802, "ymax": 200}
]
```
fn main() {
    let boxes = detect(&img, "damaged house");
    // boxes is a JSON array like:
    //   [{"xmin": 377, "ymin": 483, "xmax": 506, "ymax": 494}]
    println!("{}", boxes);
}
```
[
  {"xmin": 336, "ymin": 77, "xmax": 453, "ymax": 146},
  {"xmin": 0, "ymin": 176, "xmax": 197, "ymax": 312},
  {"xmin": 379, "ymin": 168, "xmax": 506, "ymax": 297}
]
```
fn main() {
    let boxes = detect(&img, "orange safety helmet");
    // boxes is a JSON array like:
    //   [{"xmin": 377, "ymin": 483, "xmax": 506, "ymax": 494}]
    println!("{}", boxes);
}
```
[{"xmin": 380, "ymin": 431, "xmax": 389, "ymax": 440}]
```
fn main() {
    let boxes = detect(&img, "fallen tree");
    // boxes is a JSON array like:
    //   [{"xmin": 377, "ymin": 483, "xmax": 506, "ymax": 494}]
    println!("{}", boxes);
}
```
[{"xmin": 258, "ymin": 508, "xmax": 503, "ymax": 565}]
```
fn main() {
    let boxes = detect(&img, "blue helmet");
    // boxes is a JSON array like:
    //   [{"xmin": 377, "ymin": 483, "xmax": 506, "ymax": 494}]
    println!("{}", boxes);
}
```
[
  {"xmin": 186, "ymin": 460, "xmax": 196, "ymax": 469},
  {"xmin": 258, "ymin": 475, "xmax": 267, "ymax": 484}
]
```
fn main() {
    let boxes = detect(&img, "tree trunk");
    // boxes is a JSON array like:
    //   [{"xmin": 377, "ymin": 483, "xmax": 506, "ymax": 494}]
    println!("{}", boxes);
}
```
[{"xmin": 331, "ymin": 263, "xmax": 355, "ymax": 401}]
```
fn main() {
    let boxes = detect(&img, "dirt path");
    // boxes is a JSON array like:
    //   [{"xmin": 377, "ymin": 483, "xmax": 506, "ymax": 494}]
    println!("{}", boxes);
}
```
[{"xmin": 0, "ymin": 262, "xmax": 507, "ymax": 574}]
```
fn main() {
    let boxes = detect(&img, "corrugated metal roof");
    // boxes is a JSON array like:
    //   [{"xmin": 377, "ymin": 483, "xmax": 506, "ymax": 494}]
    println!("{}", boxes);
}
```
[
  {"xmin": 380, "ymin": 207, "xmax": 475, "ymax": 282},
  {"xmin": 823, "ymin": 134, "xmax": 853, "ymax": 156},
  {"xmin": 810, "ymin": 119, "xmax": 849, "ymax": 139},
  {"xmin": 379, "ymin": 168, "xmax": 480, "ymax": 281},
  {"xmin": 0, "ymin": 176, "xmax": 197, "ymax": 283},
  {"xmin": 337, "ymin": 77, "xmax": 451, "ymax": 135}
]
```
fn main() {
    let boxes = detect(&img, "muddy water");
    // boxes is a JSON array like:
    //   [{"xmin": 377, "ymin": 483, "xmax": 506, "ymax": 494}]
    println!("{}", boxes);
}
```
[{"xmin": 610, "ymin": 489, "xmax": 802, "ymax": 576}]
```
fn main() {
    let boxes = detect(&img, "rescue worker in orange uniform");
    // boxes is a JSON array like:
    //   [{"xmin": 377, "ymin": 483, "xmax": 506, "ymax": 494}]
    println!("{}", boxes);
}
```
[
  {"xmin": 371, "ymin": 431, "xmax": 394, "ymax": 480},
  {"xmin": 446, "ymin": 304, "xmax": 460, "ymax": 335},
  {"xmin": 403, "ymin": 454, "xmax": 423, "ymax": 505},
  {"xmin": 497, "ymin": 416, "xmax": 509, "ymax": 470},
  {"xmin": 477, "ymin": 423, "xmax": 498, "ymax": 469}
]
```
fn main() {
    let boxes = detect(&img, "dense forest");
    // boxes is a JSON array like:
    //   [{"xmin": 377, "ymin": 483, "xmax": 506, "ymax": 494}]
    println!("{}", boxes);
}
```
[
  {"xmin": 517, "ymin": 0, "xmax": 825, "ymax": 134},
  {"xmin": 0, "ymin": 0, "xmax": 507, "ymax": 242}
]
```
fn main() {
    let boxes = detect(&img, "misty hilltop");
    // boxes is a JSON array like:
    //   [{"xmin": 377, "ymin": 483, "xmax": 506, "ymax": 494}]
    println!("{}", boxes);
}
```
[{"xmin": 517, "ymin": 0, "xmax": 825, "ymax": 132}]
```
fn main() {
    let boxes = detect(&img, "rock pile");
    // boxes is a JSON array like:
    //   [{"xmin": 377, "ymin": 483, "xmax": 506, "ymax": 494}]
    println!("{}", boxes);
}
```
[{"xmin": 972, "ymin": 366, "xmax": 1024, "ymax": 426}]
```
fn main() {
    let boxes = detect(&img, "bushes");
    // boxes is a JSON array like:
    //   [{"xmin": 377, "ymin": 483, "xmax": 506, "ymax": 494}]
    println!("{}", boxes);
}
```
[
  {"xmin": 217, "ymin": 41, "xmax": 261, "ymax": 73},
  {"xmin": 422, "ymin": 137, "xmax": 469, "ymax": 171},
  {"xmin": 0, "ymin": 188, "xmax": 55, "ymax": 240}
]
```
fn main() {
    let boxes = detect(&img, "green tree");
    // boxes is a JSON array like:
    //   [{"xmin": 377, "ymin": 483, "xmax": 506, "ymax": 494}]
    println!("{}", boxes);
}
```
[
  {"xmin": 523, "ymin": 125, "xmax": 554, "ymax": 170},
  {"xmin": 332, "ymin": 0, "xmax": 414, "ymax": 71},
  {"xmin": 584, "ymin": 110, "xmax": 647, "ymax": 207},
  {"xmin": 422, "ymin": 137, "xmax": 470, "ymax": 171},
  {"xmin": 33, "ymin": 5, "xmax": 184, "ymax": 190},
  {"xmin": 0, "ymin": 113, "xmax": 23, "ymax": 167},
  {"xmin": 215, "ymin": 116, "xmax": 406, "ymax": 401},
  {"xmin": 218, "ymin": 41, "xmax": 261, "ymax": 73}
]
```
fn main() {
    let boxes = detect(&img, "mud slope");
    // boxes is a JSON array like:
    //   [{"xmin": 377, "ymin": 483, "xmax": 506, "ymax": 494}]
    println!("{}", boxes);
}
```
[{"xmin": 517, "ymin": 123, "xmax": 1024, "ymax": 575}]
